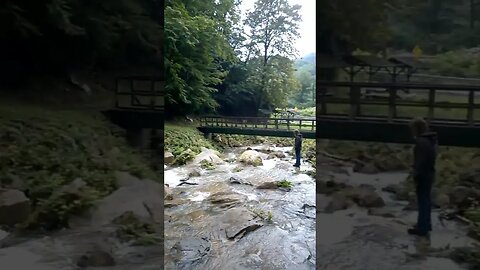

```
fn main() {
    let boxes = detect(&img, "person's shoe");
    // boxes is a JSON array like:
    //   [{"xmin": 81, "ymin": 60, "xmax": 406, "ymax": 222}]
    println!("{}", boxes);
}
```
[
  {"xmin": 293, "ymin": 164, "xmax": 299, "ymax": 167},
  {"xmin": 408, "ymin": 227, "xmax": 428, "ymax": 237}
]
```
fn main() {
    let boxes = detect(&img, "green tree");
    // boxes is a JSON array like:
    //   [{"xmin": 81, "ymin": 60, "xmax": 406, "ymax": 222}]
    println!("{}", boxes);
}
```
[
  {"xmin": 164, "ymin": 0, "xmax": 237, "ymax": 115},
  {"xmin": 243, "ymin": 0, "xmax": 302, "ymax": 111}
]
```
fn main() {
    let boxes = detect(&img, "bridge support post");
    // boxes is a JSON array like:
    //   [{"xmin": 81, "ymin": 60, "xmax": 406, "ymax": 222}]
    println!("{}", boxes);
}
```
[{"xmin": 126, "ymin": 128, "xmax": 153, "ymax": 149}]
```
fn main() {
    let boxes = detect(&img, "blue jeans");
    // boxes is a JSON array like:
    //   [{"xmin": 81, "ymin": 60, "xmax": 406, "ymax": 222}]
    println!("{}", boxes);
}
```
[
  {"xmin": 295, "ymin": 149, "xmax": 301, "ymax": 166},
  {"xmin": 416, "ymin": 175, "xmax": 433, "ymax": 233}
]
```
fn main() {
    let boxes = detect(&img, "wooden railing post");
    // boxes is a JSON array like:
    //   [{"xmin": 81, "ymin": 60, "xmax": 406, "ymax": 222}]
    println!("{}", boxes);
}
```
[
  {"xmin": 467, "ymin": 90, "xmax": 474, "ymax": 126},
  {"xmin": 388, "ymin": 87, "xmax": 397, "ymax": 122},
  {"xmin": 130, "ymin": 79, "xmax": 136, "ymax": 107},
  {"xmin": 428, "ymin": 89, "xmax": 435, "ymax": 122},
  {"xmin": 275, "ymin": 118, "xmax": 279, "ymax": 129},
  {"xmin": 320, "ymin": 87, "xmax": 327, "ymax": 115},
  {"xmin": 350, "ymin": 85, "xmax": 361, "ymax": 119}
]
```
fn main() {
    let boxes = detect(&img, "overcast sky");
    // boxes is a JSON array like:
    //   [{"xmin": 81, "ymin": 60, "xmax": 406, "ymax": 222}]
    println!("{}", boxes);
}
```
[{"xmin": 239, "ymin": 0, "xmax": 316, "ymax": 58}]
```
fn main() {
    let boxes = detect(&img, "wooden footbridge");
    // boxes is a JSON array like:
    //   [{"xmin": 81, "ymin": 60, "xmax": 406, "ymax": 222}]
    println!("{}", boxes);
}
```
[
  {"xmin": 317, "ymin": 81, "xmax": 480, "ymax": 147},
  {"xmin": 197, "ymin": 116, "xmax": 316, "ymax": 139},
  {"xmin": 99, "ymin": 74, "xmax": 480, "ymax": 147}
]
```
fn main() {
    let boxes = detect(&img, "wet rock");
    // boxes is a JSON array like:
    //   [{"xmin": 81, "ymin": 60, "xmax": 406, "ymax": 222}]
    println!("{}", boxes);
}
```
[
  {"xmin": 344, "ymin": 187, "xmax": 385, "ymax": 208},
  {"xmin": 77, "ymin": 249, "xmax": 115, "ymax": 268},
  {"xmin": 164, "ymin": 152, "xmax": 175, "ymax": 165},
  {"xmin": 58, "ymin": 178, "xmax": 87, "ymax": 195},
  {"xmin": 382, "ymin": 184, "xmax": 400, "ymax": 194},
  {"xmin": 359, "ymin": 184, "xmax": 376, "ymax": 191},
  {"xmin": 71, "ymin": 177, "xmax": 164, "ymax": 228},
  {"xmin": 0, "ymin": 230, "xmax": 8, "ymax": 242},
  {"xmin": 267, "ymin": 151, "xmax": 286, "ymax": 159},
  {"xmin": 164, "ymin": 185, "xmax": 173, "ymax": 200},
  {"xmin": 256, "ymin": 182, "xmax": 279, "ymax": 190},
  {"xmin": 432, "ymin": 188, "xmax": 450, "ymax": 208},
  {"xmin": 458, "ymin": 169, "xmax": 480, "ymax": 188},
  {"xmin": 0, "ymin": 174, "xmax": 26, "ymax": 191},
  {"xmin": 368, "ymin": 208, "xmax": 395, "ymax": 218},
  {"xmin": 0, "ymin": 188, "xmax": 30, "ymax": 226},
  {"xmin": 171, "ymin": 238, "xmax": 211, "ymax": 268},
  {"xmin": 228, "ymin": 177, "xmax": 253, "ymax": 186},
  {"xmin": 353, "ymin": 162, "xmax": 379, "ymax": 174},
  {"xmin": 188, "ymin": 170, "xmax": 201, "ymax": 178},
  {"xmin": 325, "ymin": 193, "xmax": 353, "ymax": 213},
  {"xmin": 115, "ymin": 171, "xmax": 141, "ymax": 187},
  {"xmin": 193, "ymin": 148, "xmax": 224, "ymax": 165},
  {"xmin": 221, "ymin": 208, "xmax": 263, "ymax": 240},
  {"xmin": 239, "ymin": 150, "xmax": 263, "ymax": 166},
  {"xmin": 257, "ymin": 146, "xmax": 274, "ymax": 154},
  {"xmin": 449, "ymin": 186, "xmax": 480, "ymax": 207},
  {"xmin": 164, "ymin": 199, "xmax": 188, "ymax": 208},
  {"xmin": 316, "ymin": 180, "xmax": 349, "ymax": 195},
  {"xmin": 207, "ymin": 192, "xmax": 245, "ymax": 208}
]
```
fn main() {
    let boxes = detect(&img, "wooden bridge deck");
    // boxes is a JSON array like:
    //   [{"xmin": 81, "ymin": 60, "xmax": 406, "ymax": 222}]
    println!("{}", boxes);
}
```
[
  {"xmin": 197, "ymin": 116, "xmax": 316, "ymax": 139},
  {"xmin": 317, "ymin": 81, "xmax": 480, "ymax": 147}
]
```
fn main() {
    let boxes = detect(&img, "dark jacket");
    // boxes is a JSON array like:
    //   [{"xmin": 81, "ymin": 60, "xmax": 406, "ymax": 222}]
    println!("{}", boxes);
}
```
[
  {"xmin": 413, "ymin": 132, "xmax": 438, "ymax": 180},
  {"xmin": 295, "ymin": 134, "xmax": 303, "ymax": 151}
]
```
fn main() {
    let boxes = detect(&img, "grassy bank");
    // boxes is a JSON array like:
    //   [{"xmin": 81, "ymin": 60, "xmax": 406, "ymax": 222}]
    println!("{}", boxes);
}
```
[
  {"xmin": 0, "ymin": 103, "xmax": 156, "ymax": 230},
  {"xmin": 164, "ymin": 123, "xmax": 316, "ymax": 166}
]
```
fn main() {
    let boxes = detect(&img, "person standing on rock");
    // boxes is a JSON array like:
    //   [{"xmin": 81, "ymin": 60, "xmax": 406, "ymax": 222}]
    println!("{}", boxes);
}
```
[
  {"xmin": 293, "ymin": 130, "xmax": 303, "ymax": 168},
  {"xmin": 408, "ymin": 117, "xmax": 438, "ymax": 237}
]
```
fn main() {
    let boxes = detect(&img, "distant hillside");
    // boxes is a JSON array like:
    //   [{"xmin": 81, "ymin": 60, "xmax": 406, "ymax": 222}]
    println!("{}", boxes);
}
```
[
  {"xmin": 295, "ymin": 52, "xmax": 315, "ymax": 76},
  {"xmin": 300, "ymin": 52, "xmax": 315, "ymax": 64}
]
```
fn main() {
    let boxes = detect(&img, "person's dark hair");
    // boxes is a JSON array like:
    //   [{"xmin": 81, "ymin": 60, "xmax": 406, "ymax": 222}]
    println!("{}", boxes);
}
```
[
  {"xmin": 409, "ymin": 117, "xmax": 429, "ymax": 136},
  {"xmin": 294, "ymin": 129, "xmax": 299, "ymax": 135}
]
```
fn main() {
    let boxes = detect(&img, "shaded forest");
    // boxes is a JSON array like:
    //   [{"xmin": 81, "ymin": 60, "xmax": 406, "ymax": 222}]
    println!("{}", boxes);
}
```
[{"xmin": 1, "ymin": 0, "xmax": 479, "ymax": 116}]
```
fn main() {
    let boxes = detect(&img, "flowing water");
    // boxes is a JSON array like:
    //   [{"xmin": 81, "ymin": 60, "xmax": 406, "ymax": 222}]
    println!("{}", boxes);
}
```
[
  {"xmin": 316, "ymin": 166, "xmax": 476, "ymax": 270},
  {"xmin": 164, "ymin": 145, "xmax": 316, "ymax": 270}
]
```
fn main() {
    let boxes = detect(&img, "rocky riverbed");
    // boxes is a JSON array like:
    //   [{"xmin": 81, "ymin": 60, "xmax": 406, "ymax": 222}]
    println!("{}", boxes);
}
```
[
  {"xmin": 315, "ymin": 162, "xmax": 477, "ymax": 270},
  {"xmin": 164, "ymin": 145, "xmax": 316, "ymax": 270}
]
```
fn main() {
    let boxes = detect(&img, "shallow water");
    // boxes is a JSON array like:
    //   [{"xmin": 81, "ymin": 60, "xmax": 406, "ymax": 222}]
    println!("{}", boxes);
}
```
[
  {"xmin": 164, "ymin": 145, "xmax": 316, "ymax": 270},
  {"xmin": 316, "ymin": 167, "xmax": 475, "ymax": 270}
]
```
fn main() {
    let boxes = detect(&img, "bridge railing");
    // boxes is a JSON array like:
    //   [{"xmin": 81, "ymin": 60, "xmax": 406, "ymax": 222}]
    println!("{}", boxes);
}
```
[
  {"xmin": 318, "ymin": 81, "xmax": 480, "ymax": 126},
  {"xmin": 115, "ymin": 76, "xmax": 165, "ymax": 111},
  {"xmin": 199, "ymin": 116, "xmax": 316, "ymax": 131}
]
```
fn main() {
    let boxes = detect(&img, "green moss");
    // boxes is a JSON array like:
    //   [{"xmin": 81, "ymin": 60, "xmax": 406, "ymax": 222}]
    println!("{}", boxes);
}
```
[
  {"xmin": 200, "ymin": 159, "xmax": 216, "ymax": 170},
  {"xmin": 277, "ymin": 180, "xmax": 293, "ymax": 188},
  {"xmin": 112, "ymin": 211, "xmax": 159, "ymax": 245},
  {"xmin": 165, "ymin": 124, "xmax": 218, "ymax": 165},
  {"xmin": 0, "ymin": 104, "xmax": 156, "ymax": 230}
]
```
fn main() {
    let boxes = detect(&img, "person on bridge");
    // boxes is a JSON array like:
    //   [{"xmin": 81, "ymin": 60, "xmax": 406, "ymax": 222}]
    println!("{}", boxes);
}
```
[
  {"xmin": 293, "ymin": 130, "xmax": 303, "ymax": 168},
  {"xmin": 408, "ymin": 117, "xmax": 438, "ymax": 237}
]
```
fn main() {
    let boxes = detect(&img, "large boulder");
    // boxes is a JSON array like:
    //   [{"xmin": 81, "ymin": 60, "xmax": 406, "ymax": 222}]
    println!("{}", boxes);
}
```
[
  {"xmin": 267, "ymin": 151, "xmax": 286, "ymax": 160},
  {"xmin": 0, "ymin": 189, "xmax": 30, "ymax": 226},
  {"xmin": 239, "ymin": 150, "xmax": 263, "ymax": 166},
  {"xmin": 164, "ymin": 152, "xmax": 175, "ymax": 165},
  {"xmin": 324, "ymin": 193, "xmax": 353, "ymax": 213},
  {"xmin": 70, "ymin": 177, "xmax": 163, "ymax": 228},
  {"xmin": 353, "ymin": 163, "xmax": 379, "ymax": 174},
  {"xmin": 449, "ymin": 186, "xmax": 480, "ymax": 207},
  {"xmin": 344, "ymin": 187, "xmax": 385, "ymax": 208},
  {"xmin": 192, "ymin": 148, "xmax": 224, "ymax": 165}
]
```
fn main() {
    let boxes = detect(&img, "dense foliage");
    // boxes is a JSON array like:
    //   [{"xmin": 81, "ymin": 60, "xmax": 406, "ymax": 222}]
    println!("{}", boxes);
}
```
[
  {"xmin": 0, "ymin": 0, "xmax": 163, "ymax": 82},
  {"xmin": 165, "ymin": 0, "xmax": 303, "ymax": 116}
]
